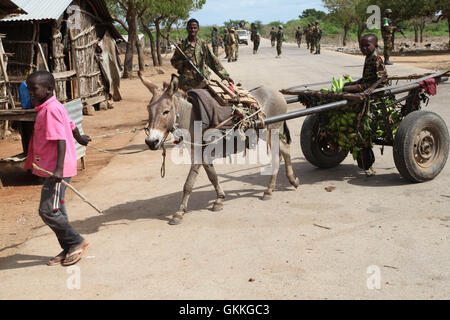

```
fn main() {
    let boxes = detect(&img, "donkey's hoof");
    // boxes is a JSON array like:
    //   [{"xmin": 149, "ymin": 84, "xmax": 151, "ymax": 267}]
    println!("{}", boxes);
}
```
[
  {"xmin": 212, "ymin": 202, "xmax": 224, "ymax": 212},
  {"xmin": 262, "ymin": 192, "xmax": 272, "ymax": 201},
  {"xmin": 168, "ymin": 213, "xmax": 183, "ymax": 225},
  {"xmin": 292, "ymin": 177, "xmax": 300, "ymax": 188}
]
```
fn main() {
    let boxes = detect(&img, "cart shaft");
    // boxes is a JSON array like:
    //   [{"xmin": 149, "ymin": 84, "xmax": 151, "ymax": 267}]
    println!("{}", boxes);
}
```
[{"xmin": 252, "ymin": 100, "xmax": 348, "ymax": 128}]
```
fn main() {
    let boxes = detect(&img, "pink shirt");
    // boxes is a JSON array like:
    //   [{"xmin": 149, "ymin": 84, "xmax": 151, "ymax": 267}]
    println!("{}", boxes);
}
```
[{"xmin": 25, "ymin": 96, "xmax": 78, "ymax": 178}]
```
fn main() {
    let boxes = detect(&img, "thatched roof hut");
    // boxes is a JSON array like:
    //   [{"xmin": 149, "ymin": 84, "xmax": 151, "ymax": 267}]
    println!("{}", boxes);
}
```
[{"xmin": 0, "ymin": 0, "xmax": 122, "ymax": 107}]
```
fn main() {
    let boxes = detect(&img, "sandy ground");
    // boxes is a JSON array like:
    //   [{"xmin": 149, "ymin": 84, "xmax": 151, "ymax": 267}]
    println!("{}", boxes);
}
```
[{"xmin": 0, "ymin": 40, "xmax": 449, "ymax": 299}]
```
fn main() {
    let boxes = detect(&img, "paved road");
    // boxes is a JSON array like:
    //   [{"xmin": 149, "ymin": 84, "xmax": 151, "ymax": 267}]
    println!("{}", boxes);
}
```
[{"xmin": 1, "ymin": 39, "xmax": 449, "ymax": 299}]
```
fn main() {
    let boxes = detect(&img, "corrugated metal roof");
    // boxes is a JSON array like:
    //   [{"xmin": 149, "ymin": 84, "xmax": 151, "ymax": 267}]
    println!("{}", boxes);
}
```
[
  {"xmin": 1, "ymin": 0, "xmax": 73, "ymax": 21},
  {"xmin": 0, "ymin": 0, "xmax": 122, "ymax": 40}
]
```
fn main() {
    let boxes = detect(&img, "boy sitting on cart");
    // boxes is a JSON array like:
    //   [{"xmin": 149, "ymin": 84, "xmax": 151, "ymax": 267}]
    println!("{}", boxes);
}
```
[{"xmin": 343, "ymin": 34, "xmax": 388, "ymax": 96}]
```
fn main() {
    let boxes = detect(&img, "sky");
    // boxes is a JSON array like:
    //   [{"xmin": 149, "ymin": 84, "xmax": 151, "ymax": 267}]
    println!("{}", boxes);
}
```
[{"xmin": 190, "ymin": 0, "xmax": 327, "ymax": 26}]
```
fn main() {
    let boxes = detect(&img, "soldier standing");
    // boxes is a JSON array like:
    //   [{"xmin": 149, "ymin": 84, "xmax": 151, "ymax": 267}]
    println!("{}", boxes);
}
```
[
  {"xmin": 223, "ymin": 28, "xmax": 229, "ymax": 59},
  {"xmin": 304, "ymin": 24, "xmax": 310, "ymax": 49},
  {"xmin": 234, "ymin": 28, "xmax": 240, "ymax": 61},
  {"xmin": 170, "ymin": 19, "xmax": 234, "ymax": 92},
  {"xmin": 381, "ymin": 8, "xmax": 396, "ymax": 65},
  {"xmin": 275, "ymin": 25, "xmax": 284, "ymax": 58},
  {"xmin": 211, "ymin": 25, "xmax": 219, "ymax": 56},
  {"xmin": 270, "ymin": 27, "xmax": 277, "ymax": 47},
  {"xmin": 295, "ymin": 26, "xmax": 303, "ymax": 48},
  {"xmin": 250, "ymin": 23, "xmax": 260, "ymax": 54},
  {"xmin": 307, "ymin": 24, "xmax": 314, "ymax": 52},
  {"xmin": 312, "ymin": 21, "xmax": 322, "ymax": 54},
  {"xmin": 224, "ymin": 27, "xmax": 237, "ymax": 62}
]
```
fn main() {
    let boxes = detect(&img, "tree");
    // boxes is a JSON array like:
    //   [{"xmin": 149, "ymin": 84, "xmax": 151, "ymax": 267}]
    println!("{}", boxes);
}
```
[
  {"xmin": 299, "ymin": 8, "xmax": 327, "ymax": 20},
  {"xmin": 323, "ymin": 0, "xmax": 356, "ymax": 46},
  {"xmin": 106, "ymin": 0, "xmax": 147, "ymax": 78},
  {"xmin": 140, "ymin": 0, "xmax": 205, "ymax": 66}
]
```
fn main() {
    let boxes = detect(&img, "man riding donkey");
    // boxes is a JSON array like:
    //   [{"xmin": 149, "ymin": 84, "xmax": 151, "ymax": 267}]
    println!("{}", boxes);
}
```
[{"xmin": 138, "ymin": 19, "xmax": 300, "ymax": 225}]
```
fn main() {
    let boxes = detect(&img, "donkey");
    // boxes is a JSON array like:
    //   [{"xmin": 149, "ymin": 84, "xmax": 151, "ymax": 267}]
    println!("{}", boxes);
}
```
[{"xmin": 138, "ymin": 71, "xmax": 299, "ymax": 225}]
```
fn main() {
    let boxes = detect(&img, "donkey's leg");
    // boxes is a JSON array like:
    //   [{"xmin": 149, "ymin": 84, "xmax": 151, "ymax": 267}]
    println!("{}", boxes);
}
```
[
  {"xmin": 280, "ymin": 141, "xmax": 300, "ymax": 188},
  {"xmin": 203, "ymin": 163, "xmax": 226, "ymax": 211},
  {"xmin": 262, "ymin": 130, "xmax": 281, "ymax": 200},
  {"xmin": 170, "ymin": 163, "xmax": 202, "ymax": 225}
]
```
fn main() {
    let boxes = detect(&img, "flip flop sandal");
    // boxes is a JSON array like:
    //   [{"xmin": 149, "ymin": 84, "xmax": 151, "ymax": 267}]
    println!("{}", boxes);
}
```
[
  {"xmin": 62, "ymin": 241, "xmax": 89, "ymax": 266},
  {"xmin": 47, "ymin": 250, "xmax": 67, "ymax": 266}
]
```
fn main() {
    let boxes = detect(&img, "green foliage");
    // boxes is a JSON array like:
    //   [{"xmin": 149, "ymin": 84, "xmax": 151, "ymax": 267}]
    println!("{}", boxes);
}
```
[{"xmin": 299, "ymin": 8, "xmax": 327, "ymax": 20}]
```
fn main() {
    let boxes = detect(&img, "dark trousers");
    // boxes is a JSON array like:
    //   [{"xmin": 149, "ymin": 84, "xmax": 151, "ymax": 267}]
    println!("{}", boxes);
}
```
[
  {"xmin": 20, "ymin": 121, "xmax": 34, "ymax": 155},
  {"xmin": 39, "ymin": 178, "xmax": 83, "ymax": 251}
]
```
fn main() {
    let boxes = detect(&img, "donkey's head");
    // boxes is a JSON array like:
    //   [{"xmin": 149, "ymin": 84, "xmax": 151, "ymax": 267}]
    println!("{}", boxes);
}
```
[{"xmin": 138, "ymin": 71, "xmax": 180, "ymax": 150}]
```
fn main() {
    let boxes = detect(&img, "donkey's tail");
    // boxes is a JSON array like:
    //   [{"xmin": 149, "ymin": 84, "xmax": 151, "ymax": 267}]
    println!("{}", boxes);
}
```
[{"xmin": 283, "ymin": 121, "xmax": 292, "ymax": 145}]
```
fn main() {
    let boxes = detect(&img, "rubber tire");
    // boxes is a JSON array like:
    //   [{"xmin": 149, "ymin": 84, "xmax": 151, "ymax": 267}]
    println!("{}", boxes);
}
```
[
  {"xmin": 393, "ymin": 110, "xmax": 449, "ymax": 182},
  {"xmin": 300, "ymin": 114, "xmax": 348, "ymax": 168}
]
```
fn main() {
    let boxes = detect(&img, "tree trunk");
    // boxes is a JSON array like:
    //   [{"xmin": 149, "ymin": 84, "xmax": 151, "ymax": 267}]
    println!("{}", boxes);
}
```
[
  {"xmin": 123, "ymin": 1, "xmax": 137, "ymax": 78},
  {"xmin": 357, "ymin": 21, "xmax": 365, "ymax": 43},
  {"xmin": 448, "ymin": 15, "xmax": 450, "ymax": 47},
  {"xmin": 343, "ymin": 23, "xmax": 350, "ymax": 46},
  {"xmin": 413, "ymin": 22, "xmax": 419, "ymax": 43},
  {"xmin": 155, "ymin": 18, "xmax": 162, "ymax": 66},
  {"xmin": 140, "ymin": 18, "xmax": 159, "ymax": 66},
  {"xmin": 136, "ymin": 37, "xmax": 145, "ymax": 71},
  {"xmin": 419, "ymin": 20, "xmax": 425, "ymax": 43}
]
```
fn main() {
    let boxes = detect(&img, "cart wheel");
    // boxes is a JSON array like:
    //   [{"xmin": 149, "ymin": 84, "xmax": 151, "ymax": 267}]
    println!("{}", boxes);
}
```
[
  {"xmin": 393, "ymin": 110, "xmax": 449, "ymax": 182},
  {"xmin": 300, "ymin": 114, "xmax": 348, "ymax": 168}
]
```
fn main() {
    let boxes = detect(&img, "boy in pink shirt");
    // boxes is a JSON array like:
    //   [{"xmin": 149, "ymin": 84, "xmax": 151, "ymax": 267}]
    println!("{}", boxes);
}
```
[{"xmin": 24, "ymin": 71, "xmax": 91, "ymax": 266}]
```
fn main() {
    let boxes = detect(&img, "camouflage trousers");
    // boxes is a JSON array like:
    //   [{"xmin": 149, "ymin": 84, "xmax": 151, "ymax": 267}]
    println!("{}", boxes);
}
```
[
  {"xmin": 253, "ymin": 38, "xmax": 260, "ymax": 52},
  {"xmin": 276, "ymin": 44, "xmax": 282, "ymax": 56},
  {"xmin": 227, "ymin": 44, "xmax": 236, "ymax": 61},
  {"xmin": 310, "ymin": 39, "xmax": 315, "ymax": 53},
  {"xmin": 271, "ymin": 40, "xmax": 276, "ymax": 47},
  {"xmin": 314, "ymin": 39, "xmax": 320, "ymax": 53},
  {"xmin": 383, "ymin": 37, "xmax": 392, "ymax": 59},
  {"xmin": 212, "ymin": 44, "xmax": 218, "ymax": 57},
  {"xmin": 297, "ymin": 39, "xmax": 302, "ymax": 47}
]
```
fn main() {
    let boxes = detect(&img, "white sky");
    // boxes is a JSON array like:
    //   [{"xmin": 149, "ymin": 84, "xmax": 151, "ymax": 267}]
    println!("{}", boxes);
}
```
[{"xmin": 190, "ymin": 0, "xmax": 327, "ymax": 26}]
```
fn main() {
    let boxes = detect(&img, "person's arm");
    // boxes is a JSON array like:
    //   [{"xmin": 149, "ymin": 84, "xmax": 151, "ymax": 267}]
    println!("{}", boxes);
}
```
[
  {"xmin": 205, "ymin": 43, "xmax": 234, "ymax": 84},
  {"xmin": 170, "ymin": 42, "xmax": 184, "ymax": 72},
  {"xmin": 364, "ymin": 75, "xmax": 387, "ymax": 95},
  {"xmin": 72, "ymin": 127, "xmax": 91, "ymax": 146},
  {"xmin": 52, "ymin": 140, "xmax": 66, "ymax": 182}
]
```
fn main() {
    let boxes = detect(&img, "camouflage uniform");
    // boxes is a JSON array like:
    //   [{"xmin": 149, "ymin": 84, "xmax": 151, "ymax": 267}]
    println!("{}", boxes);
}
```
[
  {"xmin": 211, "ymin": 26, "xmax": 219, "ymax": 57},
  {"xmin": 224, "ymin": 28, "xmax": 236, "ymax": 62},
  {"xmin": 234, "ymin": 29, "xmax": 239, "ymax": 61},
  {"xmin": 223, "ymin": 28, "xmax": 229, "ymax": 59},
  {"xmin": 170, "ymin": 37, "xmax": 230, "ymax": 91},
  {"xmin": 312, "ymin": 22, "xmax": 322, "ymax": 54},
  {"xmin": 251, "ymin": 30, "xmax": 260, "ymax": 54},
  {"xmin": 295, "ymin": 27, "xmax": 302, "ymax": 47},
  {"xmin": 306, "ymin": 25, "xmax": 313, "ymax": 51},
  {"xmin": 357, "ymin": 50, "xmax": 388, "ymax": 91},
  {"xmin": 381, "ymin": 14, "xmax": 395, "ymax": 64},
  {"xmin": 276, "ymin": 27, "xmax": 283, "ymax": 57},
  {"xmin": 270, "ymin": 28, "xmax": 276, "ymax": 47}
]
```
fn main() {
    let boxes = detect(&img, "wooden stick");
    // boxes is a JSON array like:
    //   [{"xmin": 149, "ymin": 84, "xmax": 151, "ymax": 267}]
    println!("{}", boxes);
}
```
[{"xmin": 32, "ymin": 163, "xmax": 103, "ymax": 214}]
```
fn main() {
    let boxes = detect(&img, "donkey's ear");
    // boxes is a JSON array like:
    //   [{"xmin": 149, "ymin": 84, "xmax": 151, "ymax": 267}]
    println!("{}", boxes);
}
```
[
  {"xmin": 138, "ymin": 71, "xmax": 158, "ymax": 95},
  {"xmin": 166, "ymin": 74, "xmax": 179, "ymax": 97}
]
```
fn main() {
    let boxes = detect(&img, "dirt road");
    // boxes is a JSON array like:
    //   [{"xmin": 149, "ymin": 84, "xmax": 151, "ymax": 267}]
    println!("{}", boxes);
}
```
[{"xmin": 0, "ymin": 39, "xmax": 449, "ymax": 299}]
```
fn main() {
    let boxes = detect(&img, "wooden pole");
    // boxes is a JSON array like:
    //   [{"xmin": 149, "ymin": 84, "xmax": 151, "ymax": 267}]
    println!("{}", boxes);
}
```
[{"xmin": 32, "ymin": 163, "xmax": 103, "ymax": 214}]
